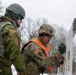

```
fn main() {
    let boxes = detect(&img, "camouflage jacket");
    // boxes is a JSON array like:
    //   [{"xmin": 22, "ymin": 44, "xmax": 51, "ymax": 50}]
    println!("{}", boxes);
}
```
[
  {"xmin": 0, "ymin": 16, "xmax": 25, "ymax": 73},
  {"xmin": 23, "ymin": 38, "xmax": 63, "ymax": 74}
]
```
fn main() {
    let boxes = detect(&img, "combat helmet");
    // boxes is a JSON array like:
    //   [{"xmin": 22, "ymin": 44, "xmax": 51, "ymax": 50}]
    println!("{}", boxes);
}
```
[
  {"xmin": 38, "ymin": 24, "xmax": 55, "ymax": 37},
  {"xmin": 6, "ymin": 3, "xmax": 25, "ymax": 19}
]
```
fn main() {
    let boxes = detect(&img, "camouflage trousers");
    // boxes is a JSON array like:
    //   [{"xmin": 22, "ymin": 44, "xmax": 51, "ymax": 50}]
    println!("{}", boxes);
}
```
[
  {"xmin": 0, "ymin": 67, "xmax": 12, "ymax": 75},
  {"xmin": 0, "ymin": 57, "xmax": 12, "ymax": 75},
  {"xmin": 26, "ymin": 68, "xmax": 40, "ymax": 75},
  {"xmin": 25, "ymin": 61, "xmax": 41, "ymax": 75},
  {"xmin": 26, "ymin": 72, "xmax": 40, "ymax": 75}
]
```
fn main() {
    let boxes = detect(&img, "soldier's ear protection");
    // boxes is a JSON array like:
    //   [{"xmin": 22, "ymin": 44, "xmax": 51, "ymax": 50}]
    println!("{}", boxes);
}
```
[
  {"xmin": 11, "ymin": 12, "xmax": 18, "ymax": 20},
  {"xmin": 7, "ymin": 10, "xmax": 23, "ymax": 20},
  {"xmin": 12, "ymin": 14, "xmax": 23, "ymax": 20},
  {"xmin": 18, "ymin": 15, "xmax": 23, "ymax": 20}
]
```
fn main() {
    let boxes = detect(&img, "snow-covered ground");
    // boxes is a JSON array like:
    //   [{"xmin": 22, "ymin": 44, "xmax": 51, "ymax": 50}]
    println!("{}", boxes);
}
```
[{"xmin": 11, "ymin": 65, "xmax": 17, "ymax": 75}]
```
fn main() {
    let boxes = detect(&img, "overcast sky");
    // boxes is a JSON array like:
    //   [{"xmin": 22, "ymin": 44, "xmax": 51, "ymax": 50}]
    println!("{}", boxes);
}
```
[{"xmin": 1, "ymin": 0, "xmax": 76, "ymax": 31}]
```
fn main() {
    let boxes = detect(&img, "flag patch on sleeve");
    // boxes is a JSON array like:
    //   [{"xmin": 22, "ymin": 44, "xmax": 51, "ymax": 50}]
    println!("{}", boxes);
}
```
[{"xmin": 34, "ymin": 50, "xmax": 39, "ymax": 54}]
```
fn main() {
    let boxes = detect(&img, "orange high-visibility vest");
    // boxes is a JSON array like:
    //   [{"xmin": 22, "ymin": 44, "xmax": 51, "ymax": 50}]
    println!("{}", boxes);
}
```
[{"xmin": 22, "ymin": 38, "xmax": 52, "ymax": 72}]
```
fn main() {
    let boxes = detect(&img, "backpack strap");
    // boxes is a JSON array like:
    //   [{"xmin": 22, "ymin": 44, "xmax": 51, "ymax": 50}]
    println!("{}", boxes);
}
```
[{"xmin": 0, "ymin": 22, "xmax": 12, "ymax": 56}]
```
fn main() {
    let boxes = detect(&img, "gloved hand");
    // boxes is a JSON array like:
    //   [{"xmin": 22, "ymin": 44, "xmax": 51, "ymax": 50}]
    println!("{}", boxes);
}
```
[
  {"xmin": 58, "ymin": 43, "xmax": 66, "ymax": 54},
  {"xmin": 58, "ymin": 56, "xmax": 65, "ymax": 65},
  {"xmin": 60, "ymin": 60, "xmax": 64, "ymax": 64}
]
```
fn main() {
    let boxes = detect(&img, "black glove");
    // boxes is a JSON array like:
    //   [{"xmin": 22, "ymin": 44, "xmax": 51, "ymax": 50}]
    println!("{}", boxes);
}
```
[
  {"xmin": 60, "ymin": 60, "xmax": 64, "ymax": 64},
  {"xmin": 58, "ymin": 43, "xmax": 66, "ymax": 54},
  {"xmin": 38, "ymin": 67, "xmax": 45, "ymax": 74}
]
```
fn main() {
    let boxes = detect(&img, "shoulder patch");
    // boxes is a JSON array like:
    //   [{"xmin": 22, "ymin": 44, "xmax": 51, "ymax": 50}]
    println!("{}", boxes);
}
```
[{"xmin": 39, "ymin": 52, "xmax": 43, "ymax": 56}]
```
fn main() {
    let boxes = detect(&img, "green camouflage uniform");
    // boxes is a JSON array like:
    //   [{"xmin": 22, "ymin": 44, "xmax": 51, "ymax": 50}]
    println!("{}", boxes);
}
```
[
  {"xmin": 23, "ymin": 37, "xmax": 64, "ymax": 75},
  {"xmin": 0, "ymin": 16, "xmax": 25, "ymax": 75}
]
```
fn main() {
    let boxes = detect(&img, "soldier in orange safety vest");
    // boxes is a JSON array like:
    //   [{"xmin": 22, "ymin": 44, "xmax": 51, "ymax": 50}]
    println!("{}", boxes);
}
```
[{"xmin": 22, "ymin": 24, "xmax": 66, "ymax": 75}]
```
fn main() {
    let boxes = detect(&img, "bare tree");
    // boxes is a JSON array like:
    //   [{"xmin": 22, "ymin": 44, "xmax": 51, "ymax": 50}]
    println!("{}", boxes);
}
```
[
  {"xmin": 0, "ymin": 0, "xmax": 3, "ymax": 15},
  {"xmin": 18, "ymin": 17, "xmax": 48, "ymax": 45},
  {"xmin": 49, "ymin": 24, "xmax": 67, "ymax": 75},
  {"xmin": 21, "ymin": 18, "xmax": 48, "ymax": 39},
  {"xmin": 50, "ymin": 24, "xmax": 67, "ymax": 52}
]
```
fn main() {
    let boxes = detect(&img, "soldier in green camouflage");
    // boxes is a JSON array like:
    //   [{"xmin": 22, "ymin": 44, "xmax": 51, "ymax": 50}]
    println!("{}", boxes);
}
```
[
  {"xmin": 22, "ymin": 24, "xmax": 66, "ymax": 75},
  {"xmin": 0, "ymin": 3, "xmax": 26, "ymax": 75}
]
